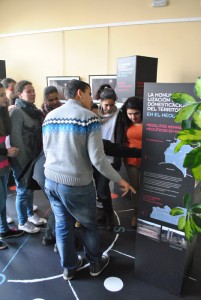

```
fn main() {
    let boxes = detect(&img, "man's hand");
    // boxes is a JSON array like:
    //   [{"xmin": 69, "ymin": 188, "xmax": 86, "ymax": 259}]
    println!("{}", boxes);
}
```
[
  {"xmin": 118, "ymin": 178, "xmax": 136, "ymax": 197},
  {"xmin": 7, "ymin": 147, "xmax": 19, "ymax": 157}
]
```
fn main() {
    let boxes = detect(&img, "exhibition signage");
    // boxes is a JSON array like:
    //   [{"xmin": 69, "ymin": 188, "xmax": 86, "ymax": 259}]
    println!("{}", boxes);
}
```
[
  {"xmin": 135, "ymin": 83, "xmax": 196, "ymax": 295},
  {"xmin": 115, "ymin": 55, "xmax": 158, "ymax": 103}
]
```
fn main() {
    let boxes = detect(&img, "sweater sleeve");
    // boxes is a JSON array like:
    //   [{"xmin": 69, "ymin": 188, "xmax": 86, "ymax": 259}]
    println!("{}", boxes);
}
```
[{"xmin": 87, "ymin": 127, "xmax": 121, "ymax": 183}]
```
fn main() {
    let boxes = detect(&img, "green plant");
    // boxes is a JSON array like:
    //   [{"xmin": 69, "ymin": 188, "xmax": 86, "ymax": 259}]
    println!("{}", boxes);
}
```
[
  {"xmin": 170, "ymin": 192, "xmax": 201, "ymax": 242},
  {"xmin": 169, "ymin": 77, "xmax": 201, "ymax": 241}
]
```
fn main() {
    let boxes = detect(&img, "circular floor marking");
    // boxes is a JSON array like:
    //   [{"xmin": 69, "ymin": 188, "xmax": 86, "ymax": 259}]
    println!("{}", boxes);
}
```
[
  {"xmin": 0, "ymin": 274, "xmax": 6, "ymax": 285},
  {"xmin": 104, "ymin": 276, "xmax": 124, "ymax": 292}
]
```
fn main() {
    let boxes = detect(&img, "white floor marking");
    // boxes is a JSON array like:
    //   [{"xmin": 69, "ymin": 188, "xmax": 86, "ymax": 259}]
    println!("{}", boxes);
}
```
[
  {"xmin": 2, "ymin": 236, "xmax": 30, "ymax": 273},
  {"xmin": 111, "ymin": 249, "xmax": 135, "ymax": 259},
  {"xmin": 0, "ymin": 274, "xmax": 6, "ymax": 284},
  {"xmin": 8, "ymin": 274, "xmax": 63, "ymax": 283},
  {"xmin": 104, "ymin": 277, "xmax": 124, "ymax": 292},
  {"xmin": 5, "ymin": 209, "xmax": 134, "ymax": 299}
]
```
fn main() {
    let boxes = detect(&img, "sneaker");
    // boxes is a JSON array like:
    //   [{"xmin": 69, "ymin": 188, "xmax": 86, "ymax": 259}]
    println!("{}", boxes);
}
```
[
  {"xmin": 54, "ymin": 243, "xmax": 58, "ymax": 253},
  {"xmin": 18, "ymin": 221, "xmax": 40, "ymax": 233},
  {"xmin": 28, "ymin": 213, "xmax": 47, "ymax": 226},
  {"xmin": 42, "ymin": 236, "xmax": 56, "ymax": 246},
  {"xmin": 96, "ymin": 201, "xmax": 103, "ymax": 209},
  {"xmin": 63, "ymin": 255, "xmax": 83, "ymax": 280},
  {"xmin": 90, "ymin": 254, "xmax": 110, "ymax": 276},
  {"xmin": 33, "ymin": 204, "xmax": 38, "ymax": 211},
  {"xmin": 0, "ymin": 241, "xmax": 8, "ymax": 250},
  {"xmin": 0, "ymin": 227, "xmax": 24, "ymax": 239},
  {"xmin": 7, "ymin": 213, "xmax": 14, "ymax": 224}
]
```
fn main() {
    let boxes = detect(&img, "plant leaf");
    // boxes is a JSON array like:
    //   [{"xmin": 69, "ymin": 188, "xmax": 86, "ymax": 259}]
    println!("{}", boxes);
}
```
[
  {"xmin": 174, "ymin": 141, "xmax": 185, "ymax": 153},
  {"xmin": 183, "ymin": 147, "xmax": 201, "ymax": 168},
  {"xmin": 194, "ymin": 77, "xmax": 201, "ymax": 99},
  {"xmin": 178, "ymin": 216, "xmax": 186, "ymax": 230},
  {"xmin": 175, "ymin": 104, "xmax": 199, "ymax": 123},
  {"xmin": 183, "ymin": 193, "xmax": 191, "ymax": 210},
  {"xmin": 171, "ymin": 93, "xmax": 196, "ymax": 105},
  {"xmin": 177, "ymin": 129, "xmax": 201, "ymax": 143},
  {"xmin": 181, "ymin": 119, "xmax": 192, "ymax": 129},
  {"xmin": 184, "ymin": 218, "xmax": 194, "ymax": 242},
  {"xmin": 191, "ymin": 203, "xmax": 201, "ymax": 214},
  {"xmin": 193, "ymin": 110, "xmax": 201, "ymax": 128},
  {"xmin": 190, "ymin": 217, "xmax": 201, "ymax": 234},
  {"xmin": 170, "ymin": 207, "xmax": 184, "ymax": 216},
  {"xmin": 192, "ymin": 214, "xmax": 201, "ymax": 229},
  {"xmin": 191, "ymin": 164, "xmax": 201, "ymax": 181}
]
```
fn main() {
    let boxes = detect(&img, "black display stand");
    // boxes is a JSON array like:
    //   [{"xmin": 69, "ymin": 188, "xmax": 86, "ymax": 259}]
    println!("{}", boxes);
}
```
[
  {"xmin": 135, "ymin": 83, "xmax": 197, "ymax": 295},
  {"xmin": 0, "ymin": 60, "xmax": 6, "ymax": 80},
  {"xmin": 115, "ymin": 55, "xmax": 158, "ymax": 103}
]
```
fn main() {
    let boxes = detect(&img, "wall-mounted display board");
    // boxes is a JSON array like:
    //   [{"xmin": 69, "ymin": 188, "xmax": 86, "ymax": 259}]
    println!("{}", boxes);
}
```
[
  {"xmin": 89, "ymin": 75, "xmax": 116, "ymax": 100},
  {"xmin": 46, "ymin": 76, "xmax": 80, "ymax": 102},
  {"xmin": 115, "ymin": 55, "xmax": 158, "ymax": 103},
  {"xmin": 0, "ymin": 60, "xmax": 6, "ymax": 80},
  {"xmin": 135, "ymin": 82, "xmax": 198, "ymax": 295}
]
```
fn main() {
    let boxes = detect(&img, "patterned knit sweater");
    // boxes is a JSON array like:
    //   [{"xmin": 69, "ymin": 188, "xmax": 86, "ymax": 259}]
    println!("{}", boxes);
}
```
[
  {"xmin": 0, "ymin": 136, "xmax": 9, "ymax": 176},
  {"xmin": 42, "ymin": 99, "xmax": 121, "ymax": 186}
]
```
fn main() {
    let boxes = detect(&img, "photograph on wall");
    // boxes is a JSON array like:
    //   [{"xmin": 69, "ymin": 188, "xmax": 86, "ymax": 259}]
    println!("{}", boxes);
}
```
[
  {"xmin": 89, "ymin": 75, "xmax": 116, "ymax": 100},
  {"xmin": 161, "ymin": 226, "xmax": 187, "ymax": 250},
  {"xmin": 47, "ymin": 76, "xmax": 80, "ymax": 102},
  {"xmin": 137, "ymin": 219, "xmax": 161, "ymax": 241},
  {"xmin": 138, "ymin": 83, "xmax": 196, "ymax": 227}
]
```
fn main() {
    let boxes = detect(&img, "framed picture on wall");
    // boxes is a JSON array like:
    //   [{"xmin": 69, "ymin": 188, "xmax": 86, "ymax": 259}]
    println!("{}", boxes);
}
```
[
  {"xmin": 46, "ymin": 76, "xmax": 80, "ymax": 102},
  {"xmin": 89, "ymin": 75, "xmax": 116, "ymax": 100}
]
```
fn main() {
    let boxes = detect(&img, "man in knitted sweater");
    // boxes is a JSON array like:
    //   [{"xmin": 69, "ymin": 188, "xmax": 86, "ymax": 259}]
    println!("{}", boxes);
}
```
[{"xmin": 43, "ymin": 80, "xmax": 135, "ymax": 280}]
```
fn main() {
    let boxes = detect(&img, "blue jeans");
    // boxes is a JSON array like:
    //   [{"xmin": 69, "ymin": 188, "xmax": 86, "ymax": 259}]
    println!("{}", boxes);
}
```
[
  {"xmin": 12, "ymin": 165, "xmax": 34, "ymax": 225},
  {"xmin": 0, "ymin": 174, "xmax": 10, "ymax": 233},
  {"xmin": 45, "ymin": 178, "xmax": 102, "ymax": 270}
]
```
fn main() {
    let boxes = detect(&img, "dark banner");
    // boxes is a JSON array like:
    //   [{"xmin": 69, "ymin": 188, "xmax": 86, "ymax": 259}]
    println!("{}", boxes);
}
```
[
  {"xmin": 135, "ymin": 83, "xmax": 196, "ymax": 295},
  {"xmin": 139, "ymin": 83, "xmax": 195, "ymax": 226},
  {"xmin": 115, "ymin": 56, "xmax": 158, "ymax": 103}
]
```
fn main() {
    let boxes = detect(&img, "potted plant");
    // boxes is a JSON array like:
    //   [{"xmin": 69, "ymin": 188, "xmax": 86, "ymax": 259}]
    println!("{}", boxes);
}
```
[{"xmin": 169, "ymin": 77, "xmax": 201, "ymax": 241}]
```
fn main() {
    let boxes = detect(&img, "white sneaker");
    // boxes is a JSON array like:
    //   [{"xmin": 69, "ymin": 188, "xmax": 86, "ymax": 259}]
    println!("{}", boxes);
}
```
[
  {"xmin": 7, "ymin": 213, "xmax": 14, "ymax": 224},
  {"xmin": 96, "ymin": 202, "xmax": 103, "ymax": 209},
  {"xmin": 28, "ymin": 213, "xmax": 47, "ymax": 226},
  {"xmin": 18, "ymin": 221, "xmax": 40, "ymax": 233},
  {"xmin": 33, "ymin": 204, "xmax": 38, "ymax": 211}
]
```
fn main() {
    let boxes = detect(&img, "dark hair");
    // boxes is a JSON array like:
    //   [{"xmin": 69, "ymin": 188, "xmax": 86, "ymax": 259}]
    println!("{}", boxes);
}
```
[
  {"xmin": 43, "ymin": 86, "xmax": 58, "ymax": 99},
  {"xmin": 0, "ymin": 83, "xmax": 11, "ymax": 136},
  {"xmin": 91, "ymin": 102, "xmax": 98, "ymax": 110},
  {"xmin": 94, "ymin": 84, "xmax": 112, "ymax": 100},
  {"xmin": 1, "ymin": 78, "xmax": 16, "ymax": 89},
  {"xmin": 15, "ymin": 80, "xmax": 32, "ymax": 94},
  {"xmin": 121, "ymin": 96, "xmax": 143, "ymax": 128},
  {"xmin": 100, "ymin": 87, "xmax": 117, "ymax": 101},
  {"xmin": 64, "ymin": 80, "xmax": 90, "ymax": 99}
]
